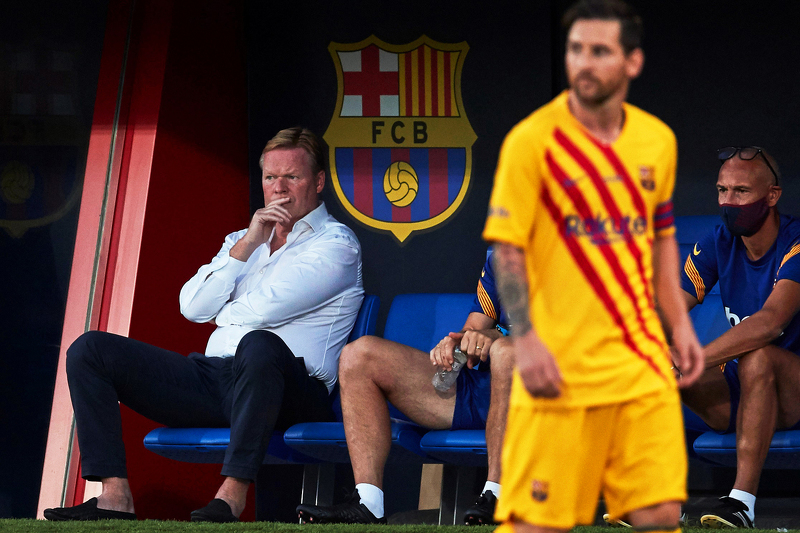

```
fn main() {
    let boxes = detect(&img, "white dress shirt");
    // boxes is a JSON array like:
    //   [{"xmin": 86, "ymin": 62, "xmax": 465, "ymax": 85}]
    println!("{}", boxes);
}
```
[{"xmin": 179, "ymin": 202, "xmax": 363, "ymax": 391}]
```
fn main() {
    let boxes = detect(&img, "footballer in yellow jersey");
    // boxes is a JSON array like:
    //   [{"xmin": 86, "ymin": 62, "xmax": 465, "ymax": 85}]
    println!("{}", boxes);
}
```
[
  {"xmin": 487, "ymin": 90, "xmax": 677, "ymax": 407},
  {"xmin": 482, "ymin": 1, "xmax": 704, "ymax": 532}
]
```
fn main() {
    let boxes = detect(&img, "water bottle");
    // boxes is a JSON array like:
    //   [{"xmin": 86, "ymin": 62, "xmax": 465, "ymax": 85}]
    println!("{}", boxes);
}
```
[{"xmin": 432, "ymin": 347, "xmax": 468, "ymax": 392}]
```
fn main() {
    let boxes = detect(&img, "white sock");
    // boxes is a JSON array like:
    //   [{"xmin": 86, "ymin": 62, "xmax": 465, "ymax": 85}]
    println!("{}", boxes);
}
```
[
  {"xmin": 355, "ymin": 483, "xmax": 384, "ymax": 518},
  {"xmin": 728, "ymin": 489, "xmax": 755, "ymax": 523},
  {"xmin": 482, "ymin": 481, "xmax": 501, "ymax": 499}
]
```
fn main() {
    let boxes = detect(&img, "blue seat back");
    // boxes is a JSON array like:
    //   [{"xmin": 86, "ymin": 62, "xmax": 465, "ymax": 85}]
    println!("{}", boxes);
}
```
[
  {"xmin": 383, "ymin": 293, "xmax": 475, "ymax": 351},
  {"xmin": 347, "ymin": 294, "xmax": 379, "ymax": 343}
]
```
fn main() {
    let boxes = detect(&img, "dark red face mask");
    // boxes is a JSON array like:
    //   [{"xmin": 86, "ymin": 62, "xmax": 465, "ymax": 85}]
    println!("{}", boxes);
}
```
[{"xmin": 719, "ymin": 196, "xmax": 770, "ymax": 237}]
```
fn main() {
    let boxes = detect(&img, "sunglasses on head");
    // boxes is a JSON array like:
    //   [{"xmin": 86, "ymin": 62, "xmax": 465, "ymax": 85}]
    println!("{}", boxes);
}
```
[{"xmin": 717, "ymin": 146, "xmax": 779, "ymax": 186}]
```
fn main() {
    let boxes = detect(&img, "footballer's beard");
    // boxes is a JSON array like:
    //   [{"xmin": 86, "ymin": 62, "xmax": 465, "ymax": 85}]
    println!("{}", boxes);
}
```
[{"xmin": 570, "ymin": 72, "xmax": 625, "ymax": 107}]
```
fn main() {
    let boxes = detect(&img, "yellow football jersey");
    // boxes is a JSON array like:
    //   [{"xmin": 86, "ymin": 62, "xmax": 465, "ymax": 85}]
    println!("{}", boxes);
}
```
[{"xmin": 483, "ymin": 91, "xmax": 678, "ymax": 407}]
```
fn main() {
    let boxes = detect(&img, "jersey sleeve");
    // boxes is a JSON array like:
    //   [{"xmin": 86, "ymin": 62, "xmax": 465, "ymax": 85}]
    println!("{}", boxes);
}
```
[
  {"xmin": 776, "ymin": 239, "xmax": 800, "ymax": 283},
  {"xmin": 470, "ymin": 254, "xmax": 500, "ymax": 320},
  {"xmin": 653, "ymin": 130, "xmax": 677, "ymax": 238},
  {"xmin": 483, "ymin": 125, "xmax": 543, "ymax": 249},
  {"xmin": 680, "ymin": 229, "xmax": 719, "ymax": 304}
]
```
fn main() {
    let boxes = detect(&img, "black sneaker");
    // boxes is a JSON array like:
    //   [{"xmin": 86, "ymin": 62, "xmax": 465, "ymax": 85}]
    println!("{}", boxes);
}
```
[
  {"xmin": 700, "ymin": 496, "xmax": 754, "ymax": 528},
  {"xmin": 297, "ymin": 490, "xmax": 387, "ymax": 524},
  {"xmin": 464, "ymin": 490, "xmax": 498, "ymax": 525}
]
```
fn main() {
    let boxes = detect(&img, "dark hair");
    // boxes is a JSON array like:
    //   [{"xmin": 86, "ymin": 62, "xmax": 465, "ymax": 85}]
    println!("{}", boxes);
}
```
[
  {"xmin": 259, "ymin": 127, "xmax": 325, "ymax": 175},
  {"xmin": 562, "ymin": 0, "xmax": 643, "ymax": 54}
]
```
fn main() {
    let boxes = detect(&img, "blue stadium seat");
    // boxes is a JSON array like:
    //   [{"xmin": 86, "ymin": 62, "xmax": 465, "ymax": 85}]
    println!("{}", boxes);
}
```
[
  {"xmin": 283, "ymin": 420, "xmax": 429, "ymax": 464},
  {"xmin": 143, "ymin": 427, "xmax": 313, "ymax": 465},
  {"xmin": 419, "ymin": 430, "xmax": 487, "ymax": 466},
  {"xmin": 693, "ymin": 430, "xmax": 800, "ymax": 469}
]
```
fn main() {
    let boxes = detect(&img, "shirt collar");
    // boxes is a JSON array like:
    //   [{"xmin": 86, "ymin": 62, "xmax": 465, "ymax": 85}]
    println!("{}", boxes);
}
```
[{"xmin": 292, "ymin": 201, "xmax": 328, "ymax": 234}]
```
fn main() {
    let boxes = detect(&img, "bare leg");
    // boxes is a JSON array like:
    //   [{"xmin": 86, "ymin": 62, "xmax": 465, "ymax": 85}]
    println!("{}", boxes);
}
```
[
  {"xmin": 213, "ymin": 477, "xmax": 250, "ymax": 518},
  {"xmin": 628, "ymin": 500, "xmax": 682, "ymax": 529},
  {"xmin": 338, "ymin": 336, "xmax": 456, "ymax": 488},
  {"xmin": 96, "ymin": 477, "xmax": 135, "ymax": 514},
  {"xmin": 679, "ymin": 366, "xmax": 731, "ymax": 431},
  {"xmin": 485, "ymin": 337, "xmax": 514, "ymax": 483},
  {"xmin": 734, "ymin": 346, "xmax": 800, "ymax": 495}
]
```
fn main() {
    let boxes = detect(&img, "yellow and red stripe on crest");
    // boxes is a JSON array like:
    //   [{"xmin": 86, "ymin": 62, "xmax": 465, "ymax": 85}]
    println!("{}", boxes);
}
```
[{"xmin": 398, "ymin": 45, "xmax": 459, "ymax": 117}]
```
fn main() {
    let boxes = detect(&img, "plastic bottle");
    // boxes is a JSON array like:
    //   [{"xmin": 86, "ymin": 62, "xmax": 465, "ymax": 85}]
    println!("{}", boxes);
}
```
[{"xmin": 432, "ymin": 347, "xmax": 468, "ymax": 392}]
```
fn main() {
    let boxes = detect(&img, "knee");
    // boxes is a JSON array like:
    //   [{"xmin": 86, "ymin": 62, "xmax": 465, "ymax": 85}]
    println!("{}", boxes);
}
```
[
  {"xmin": 737, "ymin": 347, "xmax": 776, "ymax": 385},
  {"xmin": 66, "ymin": 331, "xmax": 110, "ymax": 377},
  {"xmin": 488, "ymin": 337, "xmax": 515, "ymax": 376},
  {"xmin": 235, "ymin": 330, "xmax": 291, "ymax": 373},
  {"xmin": 339, "ymin": 336, "xmax": 383, "ymax": 384}
]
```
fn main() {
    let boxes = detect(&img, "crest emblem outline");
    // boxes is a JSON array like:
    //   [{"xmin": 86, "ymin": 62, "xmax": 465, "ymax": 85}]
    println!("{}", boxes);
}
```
[{"xmin": 325, "ymin": 35, "xmax": 477, "ymax": 243}]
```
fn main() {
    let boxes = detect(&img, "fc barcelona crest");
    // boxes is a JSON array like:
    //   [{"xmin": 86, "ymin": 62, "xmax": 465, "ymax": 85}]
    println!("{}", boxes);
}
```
[{"xmin": 325, "ymin": 36, "xmax": 477, "ymax": 243}]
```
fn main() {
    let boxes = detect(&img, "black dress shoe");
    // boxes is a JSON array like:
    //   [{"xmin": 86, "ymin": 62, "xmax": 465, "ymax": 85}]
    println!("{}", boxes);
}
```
[
  {"xmin": 43, "ymin": 497, "xmax": 137, "ymax": 521},
  {"xmin": 191, "ymin": 498, "xmax": 239, "ymax": 523}
]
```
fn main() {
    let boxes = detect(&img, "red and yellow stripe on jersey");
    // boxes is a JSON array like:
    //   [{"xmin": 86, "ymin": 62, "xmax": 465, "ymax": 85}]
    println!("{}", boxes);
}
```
[
  {"xmin": 779, "ymin": 242, "xmax": 800, "ymax": 273},
  {"xmin": 477, "ymin": 278, "xmax": 498, "ymax": 320},
  {"xmin": 483, "ymin": 91, "xmax": 678, "ymax": 407},
  {"xmin": 683, "ymin": 255, "xmax": 707, "ymax": 303}
]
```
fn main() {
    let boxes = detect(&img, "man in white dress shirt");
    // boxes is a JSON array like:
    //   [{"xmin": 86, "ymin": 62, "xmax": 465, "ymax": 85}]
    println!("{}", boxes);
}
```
[{"xmin": 44, "ymin": 127, "xmax": 364, "ymax": 523}]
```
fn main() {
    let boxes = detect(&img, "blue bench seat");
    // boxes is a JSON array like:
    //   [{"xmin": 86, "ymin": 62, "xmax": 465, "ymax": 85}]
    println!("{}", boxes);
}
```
[
  {"xmin": 419, "ymin": 430, "xmax": 487, "ymax": 467},
  {"xmin": 144, "ymin": 427, "xmax": 314, "ymax": 465},
  {"xmin": 283, "ymin": 420, "xmax": 429, "ymax": 464},
  {"xmin": 693, "ymin": 430, "xmax": 800, "ymax": 469}
]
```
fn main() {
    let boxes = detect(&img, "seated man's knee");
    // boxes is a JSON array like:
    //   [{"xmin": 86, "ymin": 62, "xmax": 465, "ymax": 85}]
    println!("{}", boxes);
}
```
[
  {"xmin": 737, "ymin": 346, "xmax": 776, "ymax": 384},
  {"xmin": 235, "ymin": 330, "xmax": 290, "ymax": 370},
  {"xmin": 489, "ymin": 337, "xmax": 515, "ymax": 373},
  {"xmin": 339, "ymin": 336, "xmax": 388, "ymax": 383},
  {"xmin": 66, "ymin": 330, "xmax": 111, "ymax": 377}
]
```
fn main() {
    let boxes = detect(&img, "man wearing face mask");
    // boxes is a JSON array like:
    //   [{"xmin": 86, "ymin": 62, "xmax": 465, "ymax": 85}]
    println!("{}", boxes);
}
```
[{"xmin": 679, "ymin": 146, "xmax": 800, "ymax": 529}]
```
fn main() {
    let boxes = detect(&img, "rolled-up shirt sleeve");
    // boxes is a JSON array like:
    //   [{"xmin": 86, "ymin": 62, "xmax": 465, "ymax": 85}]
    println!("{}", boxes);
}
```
[
  {"xmin": 179, "ymin": 229, "xmax": 248, "ymax": 323},
  {"xmin": 214, "ymin": 231, "xmax": 360, "ymax": 328}
]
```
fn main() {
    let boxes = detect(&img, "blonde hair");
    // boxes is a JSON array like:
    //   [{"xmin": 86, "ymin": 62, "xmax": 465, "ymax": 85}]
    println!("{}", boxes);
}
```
[{"xmin": 259, "ymin": 127, "xmax": 324, "ymax": 175}]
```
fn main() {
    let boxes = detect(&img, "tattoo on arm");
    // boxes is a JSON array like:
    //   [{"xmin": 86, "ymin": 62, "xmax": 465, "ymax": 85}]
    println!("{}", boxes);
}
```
[{"xmin": 492, "ymin": 243, "xmax": 532, "ymax": 336}]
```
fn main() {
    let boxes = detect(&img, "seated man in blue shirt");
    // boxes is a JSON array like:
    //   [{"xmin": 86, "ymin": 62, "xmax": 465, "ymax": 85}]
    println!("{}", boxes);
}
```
[
  {"xmin": 297, "ymin": 253, "xmax": 512, "ymax": 525},
  {"xmin": 678, "ymin": 147, "xmax": 800, "ymax": 528},
  {"xmin": 44, "ymin": 127, "xmax": 363, "ymax": 523}
]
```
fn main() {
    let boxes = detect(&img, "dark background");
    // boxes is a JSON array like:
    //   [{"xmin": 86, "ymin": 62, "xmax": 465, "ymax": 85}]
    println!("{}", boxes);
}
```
[{"xmin": 1, "ymin": 0, "xmax": 799, "ymax": 519}]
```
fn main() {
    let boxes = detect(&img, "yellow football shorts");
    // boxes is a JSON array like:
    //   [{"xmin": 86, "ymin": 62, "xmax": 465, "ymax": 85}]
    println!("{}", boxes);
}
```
[{"xmin": 494, "ymin": 386, "xmax": 687, "ymax": 530}]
